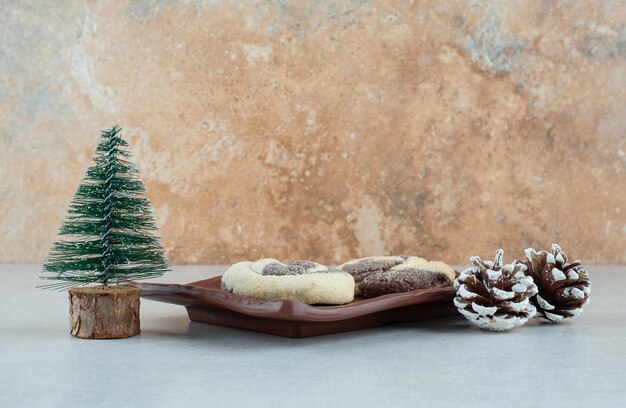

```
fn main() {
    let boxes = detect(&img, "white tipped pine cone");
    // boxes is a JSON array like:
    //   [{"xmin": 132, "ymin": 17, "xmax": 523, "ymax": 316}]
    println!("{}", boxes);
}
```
[
  {"xmin": 524, "ymin": 244, "xmax": 591, "ymax": 323},
  {"xmin": 454, "ymin": 249, "xmax": 538, "ymax": 332}
]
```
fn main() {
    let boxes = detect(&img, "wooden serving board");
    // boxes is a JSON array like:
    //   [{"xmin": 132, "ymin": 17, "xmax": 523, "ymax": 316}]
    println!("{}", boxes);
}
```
[{"xmin": 132, "ymin": 276, "xmax": 458, "ymax": 337}]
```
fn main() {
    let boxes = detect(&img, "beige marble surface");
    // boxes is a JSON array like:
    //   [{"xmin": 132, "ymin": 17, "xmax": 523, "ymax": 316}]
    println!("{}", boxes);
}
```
[{"xmin": 0, "ymin": 1, "xmax": 625, "ymax": 264}]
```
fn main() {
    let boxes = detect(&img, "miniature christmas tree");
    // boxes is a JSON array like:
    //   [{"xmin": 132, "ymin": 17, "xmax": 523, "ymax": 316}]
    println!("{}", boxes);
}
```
[{"xmin": 41, "ymin": 126, "xmax": 169, "ymax": 290}]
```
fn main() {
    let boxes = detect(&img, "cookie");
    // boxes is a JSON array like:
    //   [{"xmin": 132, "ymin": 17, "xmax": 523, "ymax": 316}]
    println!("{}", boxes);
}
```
[
  {"xmin": 339, "ymin": 256, "xmax": 405, "ymax": 286},
  {"xmin": 338, "ymin": 256, "xmax": 455, "ymax": 297},
  {"xmin": 220, "ymin": 259, "xmax": 355, "ymax": 305}
]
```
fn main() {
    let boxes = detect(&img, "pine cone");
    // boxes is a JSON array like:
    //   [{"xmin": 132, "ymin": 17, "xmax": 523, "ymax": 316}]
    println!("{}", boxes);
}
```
[
  {"xmin": 524, "ymin": 244, "xmax": 591, "ymax": 323},
  {"xmin": 454, "ymin": 249, "xmax": 538, "ymax": 332}
]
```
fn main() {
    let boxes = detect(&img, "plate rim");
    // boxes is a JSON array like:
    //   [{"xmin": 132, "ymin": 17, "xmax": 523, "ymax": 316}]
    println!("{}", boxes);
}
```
[{"xmin": 131, "ymin": 275, "xmax": 456, "ymax": 322}]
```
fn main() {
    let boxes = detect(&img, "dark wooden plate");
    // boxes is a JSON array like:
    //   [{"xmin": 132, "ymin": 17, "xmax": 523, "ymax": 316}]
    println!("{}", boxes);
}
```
[{"xmin": 132, "ymin": 276, "xmax": 458, "ymax": 337}]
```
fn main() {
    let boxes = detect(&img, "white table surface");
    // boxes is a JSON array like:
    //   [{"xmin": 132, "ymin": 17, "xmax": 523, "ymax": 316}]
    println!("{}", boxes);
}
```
[{"xmin": 1, "ymin": 265, "xmax": 625, "ymax": 408}]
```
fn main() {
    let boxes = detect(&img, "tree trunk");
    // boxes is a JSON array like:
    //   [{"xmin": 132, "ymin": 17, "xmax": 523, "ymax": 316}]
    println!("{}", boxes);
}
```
[{"xmin": 68, "ymin": 285, "xmax": 141, "ymax": 339}]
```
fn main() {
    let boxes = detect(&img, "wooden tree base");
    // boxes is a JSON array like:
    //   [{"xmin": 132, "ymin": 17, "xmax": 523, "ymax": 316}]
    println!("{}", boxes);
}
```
[{"xmin": 68, "ymin": 285, "xmax": 141, "ymax": 339}]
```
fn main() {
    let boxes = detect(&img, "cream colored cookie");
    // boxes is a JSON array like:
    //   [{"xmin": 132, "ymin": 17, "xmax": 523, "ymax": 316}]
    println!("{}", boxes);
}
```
[
  {"xmin": 391, "ymin": 257, "xmax": 456, "ymax": 281},
  {"xmin": 220, "ymin": 259, "xmax": 355, "ymax": 305}
]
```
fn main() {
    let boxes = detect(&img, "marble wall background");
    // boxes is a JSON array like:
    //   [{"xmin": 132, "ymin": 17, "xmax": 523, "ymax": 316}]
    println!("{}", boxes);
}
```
[{"xmin": 1, "ymin": 0, "xmax": 625, "ymax": 265}]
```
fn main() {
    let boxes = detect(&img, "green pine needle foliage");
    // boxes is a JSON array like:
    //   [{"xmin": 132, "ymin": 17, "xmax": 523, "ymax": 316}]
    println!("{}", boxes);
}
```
[{"xmin": 41, "ymin": 126, "xmax": 169, "ymax": 289}]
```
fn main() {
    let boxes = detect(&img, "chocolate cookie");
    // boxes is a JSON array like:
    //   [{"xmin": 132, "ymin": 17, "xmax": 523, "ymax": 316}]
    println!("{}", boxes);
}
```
[
  {"xmin": 358, "ymin": 268, "xmax": 452, "ymax": 298},
  {"xmin": 339, "ymin": 256, "xmax": 404, "ymax": 285},
  {"xmin": 338, "ymin": 256, "xmax": 455, "ymax": 298}
]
